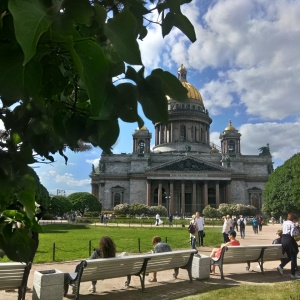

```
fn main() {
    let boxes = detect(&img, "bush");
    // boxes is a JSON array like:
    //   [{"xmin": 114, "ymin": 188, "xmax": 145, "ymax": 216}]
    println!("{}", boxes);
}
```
[{"xmin": 42, "ymin": 213, "xmax": 55, "ymax": 220}]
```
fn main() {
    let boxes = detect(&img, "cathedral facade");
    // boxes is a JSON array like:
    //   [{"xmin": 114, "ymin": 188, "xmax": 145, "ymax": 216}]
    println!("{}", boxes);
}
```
[{"xmin": 90, "ymin": 65, "xmax": 273, "ymax": 215}]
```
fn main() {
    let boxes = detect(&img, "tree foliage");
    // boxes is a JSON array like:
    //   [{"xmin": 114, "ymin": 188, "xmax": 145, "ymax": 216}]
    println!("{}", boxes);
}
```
[
  {"xmin": 0, "ymin": 0, "xmax": 195, "ymax": 263},
  {"xmin": 263, "ymin": 153, "xmax": 300, "ymax": 218},
  {"xmin": 204, "ymin": 203, "xmax": 257, "ymax": 218},
  {"xmin": 67, "ymin": 192, "xmax": 102, "ymax": 216},
  {"xmin": 48, "ymin": 195, "xmax": 72, "ymax": 217}
]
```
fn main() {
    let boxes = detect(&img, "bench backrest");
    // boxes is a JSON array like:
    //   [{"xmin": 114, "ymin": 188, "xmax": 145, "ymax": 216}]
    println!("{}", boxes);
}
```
[
  {"xmin": 80, "ymin": 255, "xmax": 147, "ymax": 282},
  {"xmin": 0, "ymin": 262, "xmax": 28, "ymax": 290},
  {"xmin": 260, "ymin": 244, "xmax": 286, "ymax": 261},
  {"xmin": 144, "ymin": 249, "xmax": 196, "ymax": 273},
  {"xmin": 223, "ymin": 246, "xmax": 263, "ymax": 264}
]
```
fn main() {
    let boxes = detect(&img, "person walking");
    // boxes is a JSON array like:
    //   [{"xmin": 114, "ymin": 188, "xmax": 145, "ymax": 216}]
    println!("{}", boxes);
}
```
[
  {"xmin": 277, "ymin": 213, "xmax": 300, "ymax": 279},
  {"xmin": 189, "ymin": 214, "xmax": 198, "ymax": 249},
  {"xmin": 195, "ymin": 211, "xmax": 204, "ymax": 247},
  {"xmin": 169, "ymin": 214, "xmax": 173, "ymax": 226},
  {"xmin": 252, "ymin": 217, "xmax": 258, "ymax": 234},
  {"xmin": 233, "ymin": 217, "xmax": 239, "ymax": 232},
  {"xmin": 155, "ymin": 213, "xmax": 160, "ymax": 226},
  {"xmin": 238, "ymin": 215, "xmax": 246, "ymax": 239},
  {"xmin": 227, "ymin": 215, "xmax": 233, "ymax": 231},
  {"xmin": 222, "ymin": 216, "xmax": 231, "ymax": 243},
  {"xmin": 258, "ymin": 216, "xmax": 263, "ymax": 231}
]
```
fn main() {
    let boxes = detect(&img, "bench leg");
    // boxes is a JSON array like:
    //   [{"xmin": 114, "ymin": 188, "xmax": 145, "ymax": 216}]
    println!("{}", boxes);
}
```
[
  {"xmin": 173, "ymin": 267, "xmax": 179, "ymax": 279},
  {"xmin": 125, "ymin": 275, "xmax": 131, "ymax": 287},
  {"xmin": 219, "ymin": 265, "xmax": 224, "ymax": 279}
]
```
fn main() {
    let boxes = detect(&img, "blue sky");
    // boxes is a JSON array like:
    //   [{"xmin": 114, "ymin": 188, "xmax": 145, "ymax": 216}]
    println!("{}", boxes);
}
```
[{"xmin": 2, "ymin": 0, "xmax": 300, "ymax": 196}]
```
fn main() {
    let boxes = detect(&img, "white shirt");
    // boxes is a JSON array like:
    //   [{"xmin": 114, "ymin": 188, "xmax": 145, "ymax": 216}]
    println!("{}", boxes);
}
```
[
  {"xmin": 195, "ymin": 217, "xmax": 204, "ymax": 231},
  {"xmin": 222, "ymin": 219, "xmax": 231, "ymax": 233},
  {"xmin": 282, "ymin": 220, "xmax": 297, "ymax": 236}
]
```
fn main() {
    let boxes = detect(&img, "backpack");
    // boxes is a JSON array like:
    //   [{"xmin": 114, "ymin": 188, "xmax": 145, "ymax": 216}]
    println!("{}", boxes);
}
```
[
  {"xmin": 239, "ymin": 218, "xmax": 245, "ymax": 228},
  {"xmin": 188, "ymin": 223, "xmax": 196, "ymax": 234}
]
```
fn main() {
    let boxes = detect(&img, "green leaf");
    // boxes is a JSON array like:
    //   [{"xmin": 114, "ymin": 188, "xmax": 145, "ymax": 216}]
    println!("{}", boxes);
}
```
[
  {"xmin": 173, "ymin": 13, "xmax": 196, "ymax": 42},
  {"xmin": 125, "ymin": 66, "xmax": 140, "ymax": 83},
  {"xmin": 151, "ymin": 68, "xmax": 188, "ymax": 102},
  {"xmin": 105, "ymin": 10, "xmax": 142, "ymax": 65},
  {"xmin": 162, "ymin": 12, "xmax": 175, "ymax": 38},
  {"xmin": 69, "ymin": 39, "xmax": 109, "ymax": 118},
  {"xmin": 138, "ymin": 75, "xmax": 168, "ymax": 123},
  {"xmin": 0, "ymin": 43, "xmax": 43, "ymax": 101},
  {"xmin": 62, "ymin": 0, "xmax": 94, "ymax": 25},
  {"xmin": 94, "ymin": 3, "xmax": 107, "ymax": 27},
  {"xmin": 138, "ymin": 26, "xmax": 148, "ymax": 40},
  {"xmin": 8, "ymin": 0, "xmax": 52, "ymax": 65},
  {"xmin": 116, "ymin": 83, "xmax": 139, "ymax": 123}
]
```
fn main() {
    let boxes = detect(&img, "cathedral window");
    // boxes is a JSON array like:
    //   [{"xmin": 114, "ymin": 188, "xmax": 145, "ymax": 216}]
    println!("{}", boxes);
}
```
[
  {"xmin": 113, "ymin": 193, "xmax": 121, "ymax": 206},
  {"xmin": 138, "ymin": 140, "xmax": 145, "ymax": 153},
  {"xmin": 228, "ymin": 140, "xmax": 235, "ymax": 153}
]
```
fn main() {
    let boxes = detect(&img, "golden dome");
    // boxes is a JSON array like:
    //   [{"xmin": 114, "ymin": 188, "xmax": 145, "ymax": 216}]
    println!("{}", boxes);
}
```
[
  {"xmin": 224, "ymin": 120, "xmax": 236, "ymax": 131},
  {"xmin": 136, "ymin": 126, "xmax": 148, "ymax": 131},
  {"xmin": 181, "ymin": 81, "xmax": 203, "ymax": 103}
]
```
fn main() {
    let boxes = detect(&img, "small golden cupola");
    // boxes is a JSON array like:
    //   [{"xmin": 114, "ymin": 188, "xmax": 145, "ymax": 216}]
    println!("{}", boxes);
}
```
[
  {"xmin": 220, "ymin": 120, "xmax": 241, "ymax": 156},
  {"xmin": 224, "ymin": 120, "xmax": 236, "ymax": 131},
  {"xmin": 177, "ymin": 64, "xmax": 204, "ymax": 105}
]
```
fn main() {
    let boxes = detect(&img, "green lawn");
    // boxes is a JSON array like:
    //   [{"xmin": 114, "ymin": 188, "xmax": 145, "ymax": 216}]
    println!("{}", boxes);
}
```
[
  {"xmin": 179, "ymin": 281, "xmax": 300, "ymax": 300},
  {"xmin": 20, "ymin": 224, "xmax": 224, "ymax": 263}
]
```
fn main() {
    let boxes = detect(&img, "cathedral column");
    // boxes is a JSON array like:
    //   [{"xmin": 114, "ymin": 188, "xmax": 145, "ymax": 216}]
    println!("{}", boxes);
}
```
[
  {"xmin": 159, "ymin": 125, "xmax": 162, "ymax": 144},
  {"xmin": 181, "ymin": 181, "xmax": 185, "ymax": 215},
  {"xmin": 164, "ymin": 125, "xmax": 167, "ymax": 143},
  {"xmin": 215, "ymin": 181, "xmax": 220, "ymax": 209},
  {"xmin": 155, "ymin": 126, "xmax": 159, "ymax": 145},
  {"xmin": 158, "ymin": 182, "xmax": 162, "ymax": 206},
  {"xmin": 226, "ymin": 181, "xmax": 231, "ymax": 203},
  {"xmin": 192, "ymin": 181, "xmax": 197, "ymax": 213},
  {"xmin": 146, "ymin": 180, "xmax": 151, "ymax": 206},
  {"xmin": 169, "ymin": 181, "xmax": 174, "ymax": 214},
  {"xmin": 203, "ymin": 181, "xmax": 208, "ymax": 208}
]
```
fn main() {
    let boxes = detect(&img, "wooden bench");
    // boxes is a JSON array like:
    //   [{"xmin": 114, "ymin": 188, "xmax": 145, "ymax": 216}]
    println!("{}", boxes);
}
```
[
  {"xmin": 0, "ymin": 262, "xmax": 32, "ymax": 300},
  {"xmin": 65, "ymin": 249, "xmax": 197, "ymax": 299},
  {"xmin": 211, "ymin": 244, "xmax": 286, "ymax": 279},
  {"xmin": 144, "ymin": 249, "xmax": 197, "ymax": 282}
]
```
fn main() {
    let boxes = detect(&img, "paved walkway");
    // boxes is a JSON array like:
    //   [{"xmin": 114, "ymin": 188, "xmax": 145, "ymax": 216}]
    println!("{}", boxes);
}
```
[{"xmin": 1, "ymin": 223, "xmax": 296, "ymax": 299}]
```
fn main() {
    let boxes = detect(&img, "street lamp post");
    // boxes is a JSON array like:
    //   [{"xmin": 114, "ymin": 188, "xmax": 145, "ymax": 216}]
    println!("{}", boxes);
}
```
[{"xmin": 164, "ymin": 193, "xmax": 171, "ymax": 216}]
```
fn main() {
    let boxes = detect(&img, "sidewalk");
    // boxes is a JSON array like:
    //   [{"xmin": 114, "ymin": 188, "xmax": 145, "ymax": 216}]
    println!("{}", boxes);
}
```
[{"xmin": 1, "ymin": 223, "xmax": 293, "ymax": 299}]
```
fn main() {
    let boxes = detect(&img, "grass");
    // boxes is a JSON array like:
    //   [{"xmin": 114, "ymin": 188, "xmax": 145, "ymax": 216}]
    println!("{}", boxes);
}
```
[
  {"xmin": 179, "ymin": 281, "xmax": 300, "ymax": 300},
  {"xmin": 0, "ymin": 223, "xmax": 224, "ymax": 263}
]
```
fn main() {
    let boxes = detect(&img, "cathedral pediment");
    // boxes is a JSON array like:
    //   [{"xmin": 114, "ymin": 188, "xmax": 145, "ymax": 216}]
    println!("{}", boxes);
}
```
[{"xmin": 146, "ymin": 157, "xmax": 228, "ymax": 173}]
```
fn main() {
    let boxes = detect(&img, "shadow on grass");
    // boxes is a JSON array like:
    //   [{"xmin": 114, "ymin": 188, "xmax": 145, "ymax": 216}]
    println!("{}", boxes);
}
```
[{"xmin": 42, "ymin": 224, "xmax": 91, "ymax": 233}]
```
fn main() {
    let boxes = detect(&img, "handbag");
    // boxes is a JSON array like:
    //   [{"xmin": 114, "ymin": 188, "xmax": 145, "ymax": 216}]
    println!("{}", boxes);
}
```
[{"xmin": 202, "ymin": 231, "xmax": 206, "ymax": 238}]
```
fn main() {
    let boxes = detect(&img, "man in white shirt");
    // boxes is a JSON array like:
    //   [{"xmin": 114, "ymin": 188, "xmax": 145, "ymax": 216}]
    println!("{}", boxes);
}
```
[
  {"xmin": 195, "ymin": 212, "xmax": 204, "ymax": 247},
  {"xmin": 155, "ymin": 213, "xmax": 160, "ymax": 226}
]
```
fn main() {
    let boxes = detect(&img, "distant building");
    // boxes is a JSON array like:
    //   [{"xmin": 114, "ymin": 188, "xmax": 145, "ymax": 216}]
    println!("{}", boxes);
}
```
[{"xmin": 90, "ymin": 65, "xmax": 273, "ymax": 214}]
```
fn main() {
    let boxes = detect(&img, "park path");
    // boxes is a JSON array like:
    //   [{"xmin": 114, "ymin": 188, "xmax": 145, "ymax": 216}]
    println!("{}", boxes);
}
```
[{"xmin": 1, "ymin": 223, "xmax": 295, "ymax": 300}]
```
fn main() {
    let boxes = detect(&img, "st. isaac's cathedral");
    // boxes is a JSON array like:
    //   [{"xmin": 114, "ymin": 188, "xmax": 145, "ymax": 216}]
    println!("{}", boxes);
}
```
[{"xmin": 90, "ymin": 65, "xmax": 273, "ymax": 215}]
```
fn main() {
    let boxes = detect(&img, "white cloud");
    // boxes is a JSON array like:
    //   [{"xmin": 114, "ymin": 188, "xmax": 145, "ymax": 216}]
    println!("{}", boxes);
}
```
[
  {"xmin": 145, "ymin": 0, "xmax": 300, "ymax": 121},
  {"xmin": 55, "ymin": 173, "xmax": 90, "ymax": 187}
]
